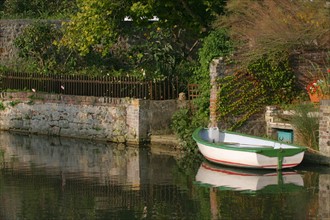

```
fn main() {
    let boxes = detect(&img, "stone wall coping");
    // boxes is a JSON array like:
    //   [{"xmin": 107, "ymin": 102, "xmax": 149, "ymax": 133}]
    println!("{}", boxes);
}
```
[
  {"xmin": 0, "ymin": 19, "xmax": 63, "ymax": 24},
  {"xmin": 0, "ymin": 92, "xmax": 134, "ymax": 106}
]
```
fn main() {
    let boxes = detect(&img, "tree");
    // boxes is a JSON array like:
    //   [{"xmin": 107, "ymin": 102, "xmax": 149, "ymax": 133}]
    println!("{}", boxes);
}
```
[{"xmin": 59, "ymin": 0, "xmax": 227, "ymax": 57}]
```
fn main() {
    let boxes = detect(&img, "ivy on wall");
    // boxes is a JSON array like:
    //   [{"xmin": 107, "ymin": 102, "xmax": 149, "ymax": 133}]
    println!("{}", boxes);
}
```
[
  {"xmin": 217, "ymin": 57, "xmax": 297, "ymax": 131},
  {"xmin": 217, "ymin": 71, "xmax": 267, "ymax": 130}
]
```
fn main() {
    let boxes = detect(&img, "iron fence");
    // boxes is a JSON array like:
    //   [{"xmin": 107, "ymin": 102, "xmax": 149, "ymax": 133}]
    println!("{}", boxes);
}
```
[{"xmin": 0, "ymin": 72, "xmax": 181, "ymax": 100}]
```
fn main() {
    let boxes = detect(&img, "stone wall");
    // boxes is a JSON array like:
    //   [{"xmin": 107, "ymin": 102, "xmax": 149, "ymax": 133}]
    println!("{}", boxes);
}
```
[
  {"xmin": 319, "ymin": 100, "xmax": 330, "ymax": 157},
  {"xmin": 0, "ymin": 92, "xmax": 181, "ymax": 144}
]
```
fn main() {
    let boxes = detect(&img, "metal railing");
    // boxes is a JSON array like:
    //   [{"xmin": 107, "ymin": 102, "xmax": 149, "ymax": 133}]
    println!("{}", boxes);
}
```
[{"xmin": 0, "ymin": 72, "xmax": 180, "ymax": 100}]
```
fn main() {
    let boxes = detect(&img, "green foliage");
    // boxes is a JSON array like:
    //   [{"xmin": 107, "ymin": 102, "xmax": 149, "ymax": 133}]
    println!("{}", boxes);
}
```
[
  {"xmin": 217, "ymin": 72, "xmax": 267, "ymax": 130},
  {"xmin": 171, "ymin": 108, "xmax": 208, "ymax": 152},
  {"xmin": 198, "ymin": 29, "xmax": 234, "ymax": 76},
  {"xmin": 0, "ymin": 101, "xmax": 5, "ymax": 111},
  {"xmin": 59, "ymin": 0, "xmax": 227, "ymax": 61},
  {"xmin": 287, "ymin": 103, "xmax": 319, "ymax": 150},
  {"xmin": 1, "ymin": 0, "xmax": 77, "ymax": 18},
  {"xmin": 8, "ymin": 100, "xmax": 21, "ymax": 107},
  {"xmin": 217, "ymin": 57, "xmax": 297, "ymax": 130},
  {"xmin": 59, "ymin": 0, "xmax": 128, "ymax": 56},
  {"xmin": 194, "ymin": 29, "xmax": 234, "ymax": 120},
  {"xmin": 247, "ymin": 57, "xmax": 296, "ymax": 104},
  {"xmin": 13, "ymin": 21, "xmax": 123, "ymax": 75},
  {"xmin": 14, "ymin": 21, "xmax": 62, "ymax": 73},
  {"xmin": 128, "ymin": 26, "xmax": 184, "ymax": 79},
  {"xmin": 171, "ymin": 29, "xmax": 234, "ymax": 149}
]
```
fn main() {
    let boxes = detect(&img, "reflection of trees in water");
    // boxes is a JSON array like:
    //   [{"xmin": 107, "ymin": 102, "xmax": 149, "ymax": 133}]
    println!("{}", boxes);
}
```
[
  {"xmin": 0, "ymin": 131, "xmax": 202, "ymax": 219},
  {"xmin": 0, "ymin": 168, "xmax": 199, "ymax": 220},
  {"xmin": 303, "ymin": 170, "xmax": 320, "ymax": 218},
  {"xmin": 0, "ymin": 149, "xmax": 4, "ymax": 169}
]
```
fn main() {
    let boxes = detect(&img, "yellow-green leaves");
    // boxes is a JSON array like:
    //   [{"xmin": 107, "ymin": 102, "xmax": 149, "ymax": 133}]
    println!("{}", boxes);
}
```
[{"xmin": 59, "ymin": 0, "xmax": 120, "ymax": 56}]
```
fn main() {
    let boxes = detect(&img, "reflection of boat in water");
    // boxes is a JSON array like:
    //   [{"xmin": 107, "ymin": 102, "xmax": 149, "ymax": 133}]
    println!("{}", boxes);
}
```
[{"xmin": 195, "ymin": 162, "xmax": 304, "ymax": 193}]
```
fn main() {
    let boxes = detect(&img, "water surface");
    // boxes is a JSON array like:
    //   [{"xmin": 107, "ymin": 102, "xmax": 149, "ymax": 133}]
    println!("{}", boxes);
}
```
[{"xmin": 0, "ymin": 131, "xmax": 329, "ymax": 219}]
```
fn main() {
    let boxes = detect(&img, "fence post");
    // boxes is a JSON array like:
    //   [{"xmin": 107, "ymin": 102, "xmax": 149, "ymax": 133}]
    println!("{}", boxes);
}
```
[{"xmin": 148, "ymin": 80, "xmax": 153, "ymax": 100}]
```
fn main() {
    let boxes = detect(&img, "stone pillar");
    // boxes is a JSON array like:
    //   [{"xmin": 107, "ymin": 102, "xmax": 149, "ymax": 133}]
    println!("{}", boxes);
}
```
[
  {"xmin": 208, "ymin": 58, "xmax": 225, "ymax": 128},
  {"xmin": 126, "ymin": 99, "xmax": 150, "ymax": 144},
  {"xmin": 319, "ymin": 100, "xmax": 330, "ymax": 157}
]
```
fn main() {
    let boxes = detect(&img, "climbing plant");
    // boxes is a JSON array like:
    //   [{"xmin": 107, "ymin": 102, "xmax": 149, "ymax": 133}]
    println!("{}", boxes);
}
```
[
  {"xmin": 171, "ymin": 28, "xmax": 234, "ymax": 152},
  {"xmin": 193, "ymin": 28, "xmax": 234, "ymax": 118},
  {"xmin": 217, "ymin": 71, "xmax": 268, "ymax": 130},
  {"xmin": 217, "ymin": 57, "xmax": 297, "ymax": 130}
]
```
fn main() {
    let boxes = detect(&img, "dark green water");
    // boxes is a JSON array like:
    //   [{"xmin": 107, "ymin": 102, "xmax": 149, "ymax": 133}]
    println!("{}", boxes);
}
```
[{"xmin": 0, "ymin": 131, "xmax": 329, "ymax": 220}]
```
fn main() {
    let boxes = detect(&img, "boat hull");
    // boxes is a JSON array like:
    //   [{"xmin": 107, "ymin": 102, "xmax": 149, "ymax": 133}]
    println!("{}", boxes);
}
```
[{"xmin": 193, "ymin": 127, "xmax": 306, "ymax": 169}]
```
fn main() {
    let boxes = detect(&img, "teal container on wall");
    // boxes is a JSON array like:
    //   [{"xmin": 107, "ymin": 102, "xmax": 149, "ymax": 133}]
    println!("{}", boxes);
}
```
[{"xmin": 277, "ymin": 129, "xmax": 294, "ymax": 143}]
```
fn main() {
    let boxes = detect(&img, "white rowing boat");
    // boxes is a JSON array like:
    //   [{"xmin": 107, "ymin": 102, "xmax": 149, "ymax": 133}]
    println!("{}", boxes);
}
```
[{"xmin": 192, "ymin": 127, "xmax": 306, "ymax": 169}]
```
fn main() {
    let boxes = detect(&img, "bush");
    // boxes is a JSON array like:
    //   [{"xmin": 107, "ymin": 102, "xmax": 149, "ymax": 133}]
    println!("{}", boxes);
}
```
[
  {"xmin": 171, "ymin": 107, "xmax": 208, "ymax": 152},
  {"xmin": 2, "ymin": 0, "xmax": 76, "ymax": 18},
  {"xmin": 14, "ymin": 21, "xmax": 61, "ymax": 72}
]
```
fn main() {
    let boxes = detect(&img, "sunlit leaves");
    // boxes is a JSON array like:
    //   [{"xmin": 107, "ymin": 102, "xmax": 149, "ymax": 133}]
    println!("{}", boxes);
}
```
[
  {"xmin": 59, "ymin": 0, "xmax": 227, "ymax": 57},
  {"xmin": 59, "ymin": 0, "xmax": 127, "ymax": 56}
]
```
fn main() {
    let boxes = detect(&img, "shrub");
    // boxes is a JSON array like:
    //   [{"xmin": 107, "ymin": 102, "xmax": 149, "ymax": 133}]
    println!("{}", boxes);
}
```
[
  {"xmin": 14, "ymin": 21, "xmax": 62, "ymax": 73},
  {"xmin": 171, "ymin": 107, "xmax": 208, "ymax": 152},
  {"xmin": 2, "ymin": 0, "xmax": 76, "ymax": 18}
]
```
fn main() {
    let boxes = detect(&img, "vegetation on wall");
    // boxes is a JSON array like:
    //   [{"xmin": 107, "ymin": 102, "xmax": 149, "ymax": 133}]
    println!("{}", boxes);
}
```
[
  {"xmin": 171, "ymin": 108, "xmax": 209, "ymax": 153},
  {"xmin": 217, "ymin": 57, "xmax": 296, "ymax": 130},
  {"xmin": 171, "ymin": 28, "xmax": 234, "ymax": 152},
  {"xmin": 193, "ymin": 28, "xmax": 234, "ymax": 118}
]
